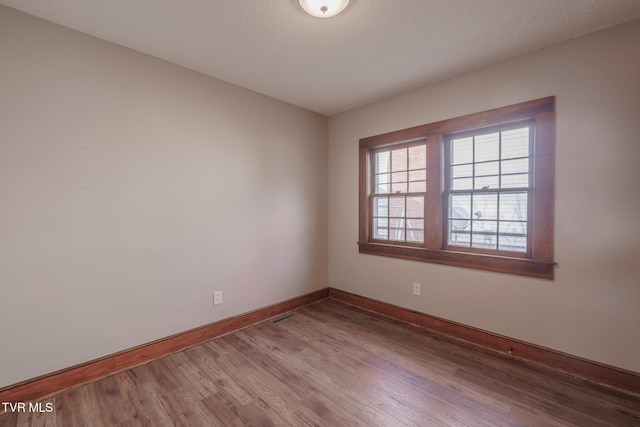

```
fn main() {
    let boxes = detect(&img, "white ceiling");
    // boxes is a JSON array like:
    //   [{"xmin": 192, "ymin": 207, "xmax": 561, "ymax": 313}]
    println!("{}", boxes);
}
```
[{"xmin": 2, "ymin": 0, "xmax": 640, "ymax": 116}]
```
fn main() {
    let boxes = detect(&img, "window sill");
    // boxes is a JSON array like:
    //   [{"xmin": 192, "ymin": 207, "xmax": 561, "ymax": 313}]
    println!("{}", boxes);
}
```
[{"xmin": 358, "ymin": 242, "xmax": 554, "ymax": 280}]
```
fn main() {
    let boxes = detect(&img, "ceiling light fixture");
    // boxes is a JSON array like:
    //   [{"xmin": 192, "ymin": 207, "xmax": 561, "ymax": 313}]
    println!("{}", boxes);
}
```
[{"xmin": 298, "ymin": 0, "xmax": 350, "ymax": 18}]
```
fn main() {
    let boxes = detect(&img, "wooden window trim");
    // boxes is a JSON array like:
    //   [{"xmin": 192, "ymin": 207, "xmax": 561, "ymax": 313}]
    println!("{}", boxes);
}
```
[{"xmin": 358, "ymin": 97, "xmax": 555, "ymax": 279}]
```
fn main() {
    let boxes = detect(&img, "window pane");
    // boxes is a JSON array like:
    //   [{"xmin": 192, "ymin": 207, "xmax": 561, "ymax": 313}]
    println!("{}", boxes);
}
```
[
  {"xmin": 373, "ymin": 217, "xmax": 388, "ymax": 240},
  {"xmin": 499, "ymin": 192, "xmax": 528, "ymax": 221},
  {"xmin": 501, "ymin": 127, "xmax": 529, "ymax": 159},
  {"xmin": 389, "ymin": 217, "xmax": 405, "ymax": 241},
  {"xmin": 391, "ymin": 182, "xmax": 407, "ymax": 193},
  {"xmin": 452, "ymin": 164, "xmax": 472, "ymax": 179},
  {"xmin": 449, "ymin": 192, "xmax": 472, "ymax": 246},
  {"xmin": 475, "ymin": 161, "xmax": 499, "ymax": 176},
  {"xmin": 471, "ymin": 220, "xmax": 497, "ymax": 249},
  {"xmin": 449, "ymin": 220, "xmax": 470, "ymax": 247},
  {"xmin": 452, "ymin": 177, "xmax": 473, "ymax": 190},
  {"xmin": 498, "ymin": 221, "xmax": 527, "ymax": 252},
  {"xmin": 408, "ymin": 181, "xmax": 424, "ymax": 192},
  {"xmin": 475, "ymin": 132, "xmax": 499, "ymax": 162},
  {"xmin": 408, "ymin": 169, "xmax": 425, "ymax": 192},
  {"xmin": 375, "ymin": 173, "xmax": 390, "ymax": 193},
  {"xmin": 391, "ymin": 171, "xmax": 407, "ymax": 183},
  {"xmin": 475, "ymin": 175, "xmax": 499, "ymax": 189},
  {"xmin": 451, "ymin": 137, "xmax": 473, "ymax": 165},
  {"xmin": 406, "ymin": 218, "xmax": 424, "ymax": 243},
  {"xmin": 376, "ymin": 151, "xmax": 390, "ymax": 173},
  {"xmin": 499, "ymin": 192, "xmax": 528, "ymax": 252},
  {"xmin": 499, "ymin": 221, "xmax": 527, "ymax": 236},
  {"xmin": 389, "ymin": 196, "xmax": 405, "ymax": 217},
  {"xmin": 498, "ymin": 233, "xmax": 527, "ymax": 252},
  {"xmin": 391, "ymin": 148, "xmax": 407, "ymax": 172},
  {"xmin": 501, "ymin": 173, "xmax": 529, "ymax": 188},
  {"xmin": 373, "ymin": 196, "xmax": 388, "ymax": 217},
  {"xmin": 472, "ymin": 193, "xmax": 497, "ymax": 220},
  {"xmin": 449, "ymin": 194, "xmax": 471, "ymax": 247},
  {"xmin": 406, "ymin": 196, "xmax": 424, "ymax": 218},
  {"xmin": 409, "ymin": 181, "xmax": 426, "ymax": 193},
  {"xmin": 501, "ymin": 158, "xmax": 528, "ymax": 175},
  {"xmin": 408, "ymin": 168, "xmax": 426, "ymax": 182},
  {"xmin": 408, "ymin": 145, "xmax": 426, "ymax": 170},
  {"xmin": 450, "ymin": 194, "xmax": 471, "ymax": 219},
  {"xmin": 391, "ymin": 169, "xmax": 408, "ymax": 192}
]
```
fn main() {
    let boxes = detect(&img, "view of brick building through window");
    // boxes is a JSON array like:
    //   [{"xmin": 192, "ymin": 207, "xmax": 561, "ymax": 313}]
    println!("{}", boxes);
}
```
[{"xmin": 372, "ymin": 144, "xmax": 426, "ymax": 243}]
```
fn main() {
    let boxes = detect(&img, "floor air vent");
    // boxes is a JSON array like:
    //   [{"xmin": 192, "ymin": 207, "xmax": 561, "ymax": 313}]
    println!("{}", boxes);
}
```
[{"xmin": 272, "ymin": 313, "xmax": 295, "ymax": 323}]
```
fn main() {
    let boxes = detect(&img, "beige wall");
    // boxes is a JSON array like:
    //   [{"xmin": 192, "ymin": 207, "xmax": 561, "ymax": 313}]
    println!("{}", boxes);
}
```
[
  {"xmin": 329, "ymin": 20, "xmax": 640, "ymax": 373},
  {"xmin": 0, "ymin": 6, "xmax": 328, "ymax": 388},
  {"xmin": 2, "ymin": 4, "xmax": 638, "ymax": 390}
]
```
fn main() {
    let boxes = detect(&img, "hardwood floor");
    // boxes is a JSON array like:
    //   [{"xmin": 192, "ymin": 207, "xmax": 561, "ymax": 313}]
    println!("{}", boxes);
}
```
[{"xmin": 1, "ymin": 299, "xmax": 639, "ymax": 426}]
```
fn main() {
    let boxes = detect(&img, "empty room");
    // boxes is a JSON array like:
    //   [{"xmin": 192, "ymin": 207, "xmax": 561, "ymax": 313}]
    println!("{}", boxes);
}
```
[{"xmin": 1, "ymin": 0, "xmax": 639, "ymax": 425}]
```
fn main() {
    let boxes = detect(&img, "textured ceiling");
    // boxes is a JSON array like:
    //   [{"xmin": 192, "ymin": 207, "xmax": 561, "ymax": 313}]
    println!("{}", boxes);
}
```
[{"xmin": 2, "ymin": 0, "xmax": 640, "ymax": 115}]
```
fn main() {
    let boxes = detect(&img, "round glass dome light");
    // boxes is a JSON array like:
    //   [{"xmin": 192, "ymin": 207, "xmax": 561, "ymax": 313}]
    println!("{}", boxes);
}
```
[{"xmin": 298, "ymin": 0, "xmax": 350, "ymax": 18}]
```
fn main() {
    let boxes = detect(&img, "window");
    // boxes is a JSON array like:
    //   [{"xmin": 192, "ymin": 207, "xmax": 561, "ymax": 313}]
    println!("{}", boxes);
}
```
[
  {"xmin": 372, "ymin": 143, "xmax": 426, "ymax": 243},
  {"xmin": 358, "ymin": 97, "xmax": 555, "ymax": 279},
  {"xmin": 446, "ymin": 124, "xmax": 531, "ymax": 254}
]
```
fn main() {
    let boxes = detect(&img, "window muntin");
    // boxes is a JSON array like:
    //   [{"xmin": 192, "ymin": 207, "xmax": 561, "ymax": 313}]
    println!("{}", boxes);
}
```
[
  {"xmin": 371, "ymin": 143, "xmax": 426, "ymax": 243},
  {"xmin": 445, "ymin": 124, "xmax": 531, "ymax": 254}
]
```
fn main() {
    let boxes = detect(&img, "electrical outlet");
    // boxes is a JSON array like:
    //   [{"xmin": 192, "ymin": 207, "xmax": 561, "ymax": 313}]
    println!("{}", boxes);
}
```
[
  {"xmin": 213, "ymin": 291, "xmax": 222, "ymax": 306},
  {"xmin": 412, "ymin": 283, "xmax": 421, "ymax": 296}
]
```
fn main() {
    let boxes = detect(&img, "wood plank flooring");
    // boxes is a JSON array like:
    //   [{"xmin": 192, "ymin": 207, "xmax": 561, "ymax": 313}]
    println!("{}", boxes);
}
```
[{"xmin": 1, "ymin": 299, "xmax": 639, "ymax": 426}]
